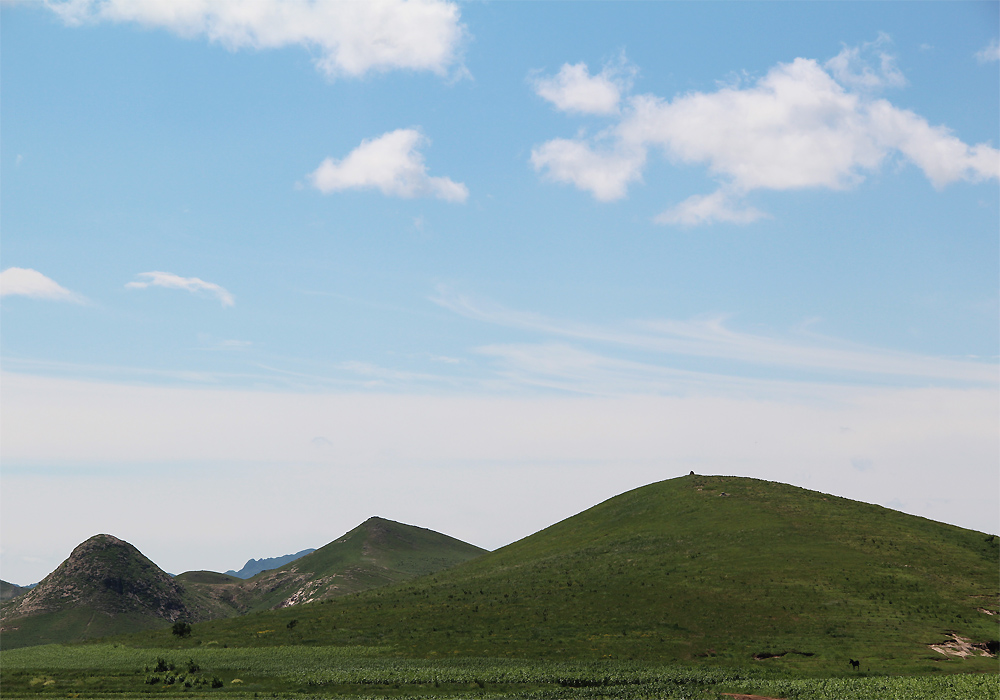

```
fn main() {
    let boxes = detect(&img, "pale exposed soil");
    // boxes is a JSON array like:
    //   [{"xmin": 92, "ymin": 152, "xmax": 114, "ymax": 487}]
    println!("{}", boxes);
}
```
[{"xmin": 928, "ymin": 633, "xmax": 996, "ymax": 658}]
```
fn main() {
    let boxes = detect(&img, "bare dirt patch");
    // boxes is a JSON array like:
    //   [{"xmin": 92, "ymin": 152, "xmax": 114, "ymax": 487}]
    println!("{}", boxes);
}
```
[{"xmin": 928, "ymin": 633, "xmax": 996, "ymax": 658}]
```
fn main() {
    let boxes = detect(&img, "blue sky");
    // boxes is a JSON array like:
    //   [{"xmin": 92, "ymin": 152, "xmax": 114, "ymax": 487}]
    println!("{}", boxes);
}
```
[{"xmin": 2, "ymin": 0, "xmax": 998, "ymax": 584}]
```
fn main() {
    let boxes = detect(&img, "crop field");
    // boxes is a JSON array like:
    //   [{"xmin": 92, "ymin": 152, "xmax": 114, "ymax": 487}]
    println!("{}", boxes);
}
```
[{"xmin": 2, "ymin": 644, "xmax": 996, "ymax": 699}]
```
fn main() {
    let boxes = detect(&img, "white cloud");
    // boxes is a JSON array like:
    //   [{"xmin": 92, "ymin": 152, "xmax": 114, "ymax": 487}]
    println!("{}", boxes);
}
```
[
  {"xmin": 654, "ymin": 189, "xmax": 768, "ymax": 226},
  {"xmin": 532, "ymin": 39, "xmax": 999, "ymax": 225},
  {"xmin": 309, "ymin": 128, "xmax": 468, "ymax": 202},
  {"xmin": 532, "ymin": 55, "xmax": 635, "ymax": 115},
  {"xmin": 43, "ymin": 0, "xmax": 466, "ymax": 79},
  {"xmin": 126, "ymin": 271, "xmax": 234, "ymax": 307},
  {"xmin": 0, "ymin": 267, "xmax": 86, "ymax": 303},
  {"xmin": 824, "ymin": 33, "xmax": 906, "ymax": 90},
  {"xmin": 867, "ymin": 99, "xmax": 1000, "ymax": 188},
  {"xmin": 529, "ymin": 137, "xmax": 644, "ymax": 202},
  {"xmin": 976, "ymin": 38, "xmax": 1000, "ymax": 64}
]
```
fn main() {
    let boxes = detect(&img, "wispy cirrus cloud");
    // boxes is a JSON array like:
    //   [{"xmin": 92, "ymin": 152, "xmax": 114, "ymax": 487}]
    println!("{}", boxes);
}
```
[
  {"xmin": 653, "ymin": 188, "xmax": 769, "ymax": 227},
  {"xmin": 309, "ymin": 128, "xmax": 468, "ymax": 202},
  {"xmin": 126, "ymin": 271, "xmax": 234, "ymax": 307},
  {"xmin": 0, "ymin": 267, "xmax": 87, "ymax": 304},
  {"xmin": 42, "ymin": 0, "xmax": 467, "ymax": 80},
  {"xmin": 976, "ymin": 38, "xmax": 1000, "ymax": 64},
  {"xmin": 824, "ymin": 33, "xmax": 906, "ymax": 91},
  {"xmin": 432, "ymin": 289, "xmax": 998, "ymax": 388},
  {"xmin": 532, "ymin": 36, "xmax": 999, "ymax": 226}
]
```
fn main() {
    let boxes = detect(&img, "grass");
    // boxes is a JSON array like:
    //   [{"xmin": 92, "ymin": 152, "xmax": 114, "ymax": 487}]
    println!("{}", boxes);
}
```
[{"xmin": 2, "ymin": 643, "xmax": 996, "ymax": 698}]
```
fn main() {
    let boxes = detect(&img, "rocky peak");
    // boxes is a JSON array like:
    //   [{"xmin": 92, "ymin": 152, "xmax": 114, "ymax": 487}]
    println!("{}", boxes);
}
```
[{"xmin": 1, "ymin": 534, "xmax": 189, "ymax": 623}]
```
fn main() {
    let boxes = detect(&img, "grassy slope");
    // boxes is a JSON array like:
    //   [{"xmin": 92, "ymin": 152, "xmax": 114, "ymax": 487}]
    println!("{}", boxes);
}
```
[
  {"xmin": 174, "ymin": 572, "xmax": 243, "ymax": 585},
  {"xmin": 227, "ymin": 517, "xmax": 489, "ymax": 613},
  {"xmin": 126, "ymin": 476, "xmax": 998, "ymax": 675}
]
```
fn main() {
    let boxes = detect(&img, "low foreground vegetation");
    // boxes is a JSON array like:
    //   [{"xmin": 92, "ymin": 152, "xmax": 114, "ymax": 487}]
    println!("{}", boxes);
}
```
[{"xmin": 2, "ymin": 643, "xmax": 997, "ymax": 699}]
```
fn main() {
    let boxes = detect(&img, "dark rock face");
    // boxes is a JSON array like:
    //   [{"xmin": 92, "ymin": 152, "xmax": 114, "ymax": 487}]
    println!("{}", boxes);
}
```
[{"xmin": 1, "ymin": 534, "xmax": 191, "ymax": 624}]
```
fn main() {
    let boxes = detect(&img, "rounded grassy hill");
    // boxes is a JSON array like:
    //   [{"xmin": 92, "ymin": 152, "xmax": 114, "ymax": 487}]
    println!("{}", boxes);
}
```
[{"xmin": 142, "ymin": 475, "xmax": 998, "ymax": 675}]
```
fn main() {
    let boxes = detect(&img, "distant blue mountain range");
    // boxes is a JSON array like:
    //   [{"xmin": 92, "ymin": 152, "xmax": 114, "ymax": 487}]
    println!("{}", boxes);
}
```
[{"xmin": 224, "ymin": 549, "xmax": 316, "ymax": 579}]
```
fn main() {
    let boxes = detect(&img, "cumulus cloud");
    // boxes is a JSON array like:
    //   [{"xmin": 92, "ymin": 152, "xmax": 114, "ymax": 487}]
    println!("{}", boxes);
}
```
[
  {"xmin": 530, "ymin": 138, "xmax": 644, "ymax": 202},
  {"xmin": 42, "ymin": 0, "xmax": 466, "ymax": 79},
  {"xmin": 0, "ymin": 267, "xmax": 86, "ymax": 303},
  {"xmin": 126, "ymin": 271, "xmax": 234, "ymax": 307},
  {"xmin": 976, "ymin": 39, "xmax": 1000, "ymax": 64},
  {"xmin": 532, "ymin": 54, "xmax": 635, "ymax": 115},
  {"xmin": 309, "ymin": 129, "xmax": 468, "ymax": 202},
  {"xmin": 531, "ymin": 38, "xmax": 999, "ymax": 225}
]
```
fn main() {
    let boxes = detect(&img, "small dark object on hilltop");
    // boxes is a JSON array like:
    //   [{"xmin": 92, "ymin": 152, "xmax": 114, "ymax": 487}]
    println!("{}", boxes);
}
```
[{"xmin": 689, "ymin": 471, "xmax": 695, "ymax": 476}]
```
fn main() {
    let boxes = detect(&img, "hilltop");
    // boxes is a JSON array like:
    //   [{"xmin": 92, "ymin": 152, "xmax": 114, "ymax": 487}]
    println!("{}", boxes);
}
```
[{"xmin": 142, "ymin": 475, "xmax": 998, "ymax": 675}]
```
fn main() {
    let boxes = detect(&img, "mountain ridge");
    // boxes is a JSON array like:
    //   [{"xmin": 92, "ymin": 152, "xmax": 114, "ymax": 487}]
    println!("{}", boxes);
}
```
[{"xmin": 225, "ymin": 548, "xmax": 316, "ymax": 579}]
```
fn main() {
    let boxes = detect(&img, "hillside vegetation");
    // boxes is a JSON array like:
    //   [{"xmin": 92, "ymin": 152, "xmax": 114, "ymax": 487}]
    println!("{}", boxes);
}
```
[
  {"xmin": 128, "ymin": 475, "xmax": 999, "ymax": 676},
  {"xmin": 176, "ymin": 517, "xmax": 488, "ymax": 616},
  {"xmin": 1, "ymin": 519, "xmax": 486, "ymax": 650}
]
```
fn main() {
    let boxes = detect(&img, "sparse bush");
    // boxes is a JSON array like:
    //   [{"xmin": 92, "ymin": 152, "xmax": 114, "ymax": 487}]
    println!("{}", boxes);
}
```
[{"xmin": 172, "ymin": 621, "xmax": 192, "ymax": 637}]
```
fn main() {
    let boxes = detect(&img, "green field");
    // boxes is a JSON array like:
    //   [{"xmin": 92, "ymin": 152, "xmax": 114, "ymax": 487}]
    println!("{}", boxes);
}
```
[{"xmin": 2, "ymin": 643, "xmax": 997, "ymax": 699}]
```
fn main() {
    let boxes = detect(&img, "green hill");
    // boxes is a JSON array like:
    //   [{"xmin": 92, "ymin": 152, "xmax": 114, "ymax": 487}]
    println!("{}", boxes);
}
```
[
  {"xmin": 174, "ymin": 571, "xmax": 243, "ymax": 585},
  {"xmin": 137, "ymin": 476, "xmax": 998, "ymax": 675},
  {"xmin": 230, "ymin": 516, "xmax": 489, "ymax": 612},
  {"xmin": 0, "ymin": 580, "xmax": 30, "ymax": 603},
  {"xmin": 164, "ymin": 518, "xmax": 487, "ymax": 620}
]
